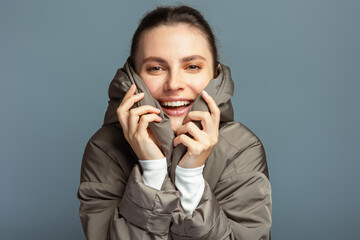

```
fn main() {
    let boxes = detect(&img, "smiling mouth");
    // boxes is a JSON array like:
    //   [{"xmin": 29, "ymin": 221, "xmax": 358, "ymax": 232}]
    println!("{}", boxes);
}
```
[
  {"xmin": 160, "ymin": 100, "xmax": 193, "ymax": 116},
  {"xmin": 161, "ymin": 100, "xmax": 191, "ymax": 107}
]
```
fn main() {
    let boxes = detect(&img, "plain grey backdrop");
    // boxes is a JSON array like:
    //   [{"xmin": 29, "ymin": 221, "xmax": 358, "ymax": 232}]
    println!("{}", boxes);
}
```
[{"xmin": 1, "ymin": 0, "xmax": 359, "ymax": 239}]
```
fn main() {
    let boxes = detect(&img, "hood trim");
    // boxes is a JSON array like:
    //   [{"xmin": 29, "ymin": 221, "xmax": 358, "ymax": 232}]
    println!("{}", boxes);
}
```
[{"xmin": 103, "ymin": 58, "xmax": 235, "ymax": 188}]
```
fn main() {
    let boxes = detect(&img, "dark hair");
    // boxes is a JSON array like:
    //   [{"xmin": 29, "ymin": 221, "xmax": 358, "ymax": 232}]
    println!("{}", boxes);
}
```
[{"xmin": 130, "ymin": 5, "xmax": 218, "ymax": 73}]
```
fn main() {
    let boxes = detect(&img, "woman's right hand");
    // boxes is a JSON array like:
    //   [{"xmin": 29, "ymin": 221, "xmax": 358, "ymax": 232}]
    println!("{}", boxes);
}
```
[{"xmin": 116, "ymin": 84, "xmax": 165, "ymax": 160}]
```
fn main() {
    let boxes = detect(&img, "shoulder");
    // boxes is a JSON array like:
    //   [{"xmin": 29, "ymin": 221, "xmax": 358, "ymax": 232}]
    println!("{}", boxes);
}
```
[
  {"xmin": 81, "ymin": 124, "xmax": 136, "ymax": 183},
  {"xmin": 219, "ymin": 121, "xmax": 262, "ymax": 153},
  {"xmin": 88, "ymin": 124, "xmax": 126, "ymax": 155},
  {"xmin": 216, "ymin": 121, "xmax": 269, "ymax": 179}
]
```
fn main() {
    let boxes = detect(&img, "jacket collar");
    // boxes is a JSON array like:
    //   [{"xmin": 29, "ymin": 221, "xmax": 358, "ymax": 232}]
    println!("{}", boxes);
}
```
[{"xmin": 103, "ymin": 58, "xmax": 235, "ymax": 187}]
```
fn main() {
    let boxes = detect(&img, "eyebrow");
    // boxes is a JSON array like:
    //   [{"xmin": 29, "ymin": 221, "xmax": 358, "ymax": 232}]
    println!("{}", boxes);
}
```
[
  {"xmin": 181, "ymin": 55, "xmax": 206, "ymax": 62},
  {"xmin": 142, "ymin": 55, "xmax": 206, "ymax": 65},
  {"xmin": 142, "ymin": 56, "xmax": 167, "ymax": 65}
]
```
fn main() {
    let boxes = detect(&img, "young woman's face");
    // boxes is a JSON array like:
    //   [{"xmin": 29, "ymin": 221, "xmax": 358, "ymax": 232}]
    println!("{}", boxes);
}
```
[{"xmin": 134, "ymin": 24, "xmax": 215, "ymax": 132}]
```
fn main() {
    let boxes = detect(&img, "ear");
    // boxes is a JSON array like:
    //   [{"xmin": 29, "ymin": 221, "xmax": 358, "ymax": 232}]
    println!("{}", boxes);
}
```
[{"xmin": 214, "ymin": 63, "xmax": 221, "ymax": 78}]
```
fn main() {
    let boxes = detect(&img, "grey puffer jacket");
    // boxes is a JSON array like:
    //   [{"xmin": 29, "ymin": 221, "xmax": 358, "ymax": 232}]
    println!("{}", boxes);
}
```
[{"xmin": 77, "ymin": 59, "xmax": 272, "ymax": 240}]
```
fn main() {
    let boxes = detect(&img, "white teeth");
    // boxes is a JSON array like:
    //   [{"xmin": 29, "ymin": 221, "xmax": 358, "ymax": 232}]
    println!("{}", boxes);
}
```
[{"xmin": 162, "ymin": 100, "xmax": 190, "ymax": 107}]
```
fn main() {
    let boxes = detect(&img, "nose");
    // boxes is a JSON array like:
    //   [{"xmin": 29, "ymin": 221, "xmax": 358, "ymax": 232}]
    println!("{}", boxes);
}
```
[{"xmin": 164, "ymin": 70, "xmax": 184, "ymax": 92}]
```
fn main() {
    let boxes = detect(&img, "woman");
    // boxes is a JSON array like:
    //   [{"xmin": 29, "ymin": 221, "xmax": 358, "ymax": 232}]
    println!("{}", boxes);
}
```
[{"xmin": 78, "ymin": 5, "xmax": 272, "ymax": 240}]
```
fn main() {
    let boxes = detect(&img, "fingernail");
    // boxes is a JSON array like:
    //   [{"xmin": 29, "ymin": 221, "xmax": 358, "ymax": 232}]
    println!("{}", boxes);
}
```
[
  {"xmin": 136, "ymin": 92, "xmax": 144, "ymax": 97},
  {"xmin": 202, "ymin": 90, "xmax": 208, "ymax": 96}
]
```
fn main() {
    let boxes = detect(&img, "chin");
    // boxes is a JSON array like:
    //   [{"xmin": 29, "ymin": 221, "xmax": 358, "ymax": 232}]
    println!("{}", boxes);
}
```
[
  {"xmin": 170, "ymin": 117, "xmax": 185, "ymax": 133},
  {"xmin": 171, "ymin": 123, "xmax": 181, "ymax": 133}
]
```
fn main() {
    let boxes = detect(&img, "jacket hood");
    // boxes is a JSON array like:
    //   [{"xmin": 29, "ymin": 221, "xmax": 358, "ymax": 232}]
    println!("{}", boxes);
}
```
[{"xmin": 103, "ymin": 58, "xmax": 234, "ymax": 180}]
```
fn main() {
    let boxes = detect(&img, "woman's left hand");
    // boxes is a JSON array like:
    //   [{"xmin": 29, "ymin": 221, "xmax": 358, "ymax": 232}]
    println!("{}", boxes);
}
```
[{"xmin": 174, "ymin": 90, "xmax": 220, "ymax": 168}]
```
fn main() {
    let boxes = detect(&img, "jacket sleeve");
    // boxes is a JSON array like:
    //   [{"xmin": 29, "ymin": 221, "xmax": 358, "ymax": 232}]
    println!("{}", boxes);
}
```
[
  {"xmin": 170, "ymin": 140, "xmax": 272, "ymax": 240},
  {"xmin": 77, "ymin": 140, "xmax": 179, "ymax": 240}
]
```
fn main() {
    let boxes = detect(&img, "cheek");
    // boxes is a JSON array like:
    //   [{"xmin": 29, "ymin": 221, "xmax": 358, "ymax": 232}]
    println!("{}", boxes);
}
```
[
  {"xmin": 187, "ymin": 75, "xmax": 211, "ymax": 94},
  {"xmin": 189, "ymin": 83, "xmax": 205, "ymax": 94},
  {"xmin": 142, "ymin": 78, "xmax": 163, "ymax": 97}
]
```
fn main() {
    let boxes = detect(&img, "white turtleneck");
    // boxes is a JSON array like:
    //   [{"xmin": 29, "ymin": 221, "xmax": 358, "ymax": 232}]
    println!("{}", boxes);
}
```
[{"xmin": 138, "ymin": 157, "xmax": 205, "ymax": 215}]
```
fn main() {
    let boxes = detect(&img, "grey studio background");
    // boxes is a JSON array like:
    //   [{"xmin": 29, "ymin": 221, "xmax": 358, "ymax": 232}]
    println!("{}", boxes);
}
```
[{"xmin": 0, "ymin": 0, "xmax": 359, "ymax": 239}]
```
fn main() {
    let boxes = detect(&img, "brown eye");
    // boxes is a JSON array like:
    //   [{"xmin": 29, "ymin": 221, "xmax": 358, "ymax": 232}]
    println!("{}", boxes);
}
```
[
  {"xmin": 186, "ymin": 65, "xmax": 201, "ymax": 70},
  {"xmin": 150, "ymin": 67, "xmax": 163, "ymax": 71},
  {"xmin": 148, "ymin": 66, "xmax": 163, "ymax": 71}
]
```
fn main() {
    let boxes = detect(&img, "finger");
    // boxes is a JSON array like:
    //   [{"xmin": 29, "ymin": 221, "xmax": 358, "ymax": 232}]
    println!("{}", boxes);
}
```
[
  {"xmin": 129, "ymin": 105, "xmax": 160, "ymax": 117},
  {"xmin": 176, "ymin": 122, "xmax": 206, "ymax": 141},
  {"xmin": 137, "ymin": 114, "xmax": 162, "ymax": 134},
  {"xmin": 117, "ymin": 92, "xmax": 143, "ymax": 130},
  {"xmin": 116, "ymin": 106, "xmax": 128, "ymax": 130},
  {"xmin": 183, "ymin": 111, "xmax": 213, "ymax": 132},
  {"xmin": 128, "ymin": 106, "xmax": 160, "ymax": 134},
  {"xmin": 116, "ymin": 85, "xmax": 136, "ymax": 137},
  {"xmin": 119, "ymin": 92, "xmax": 144, "ymax": 113},
  {"xmin": 174, "ymin": 134, "xmax": 205, "ymax": 156},
  {"xmin": 174, "ymin": 134, "xmax": 197, "ymax": 149},
  {"xmin": 183, "ymin": 111, "xmax": 212, "ymax": 124},
  {"xmin": 202, "ymin": 90, "xmax": 220, "ymax": 122},
  {"xmin": 122, "ymin": 84, "xmax": 136, "ymax": 102}
]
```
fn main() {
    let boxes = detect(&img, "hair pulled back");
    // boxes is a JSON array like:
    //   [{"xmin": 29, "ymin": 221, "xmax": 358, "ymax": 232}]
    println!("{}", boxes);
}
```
[{"xmin": 130, "ymin": 5, "xmax": 219, "ymax": 72}]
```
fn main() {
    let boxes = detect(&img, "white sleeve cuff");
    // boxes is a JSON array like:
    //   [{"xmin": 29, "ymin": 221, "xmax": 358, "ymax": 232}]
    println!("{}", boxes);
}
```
[
  {"xmin": 138, "ymin": 157, "xmax": 167, "ymax": 190},
  {"xmin": 175, "ymin": 165, "xmax": 205, "ymax": 215}
]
